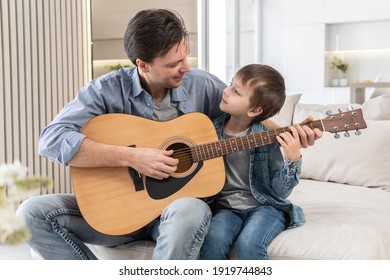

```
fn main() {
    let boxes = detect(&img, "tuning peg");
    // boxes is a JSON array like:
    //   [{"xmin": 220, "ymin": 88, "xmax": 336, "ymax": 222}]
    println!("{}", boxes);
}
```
[
  {"xmin": 326, "ymin": 110, "xmax": 333, "ymax": 116},
  {"xmin": 355, "ymin": 130, "xmax": 361, "ymax": 136},
  {"xmin": 347, "ymin": 105, "xmax": 354, "ymax": 111},
  {"xmin": 334, "ymin": 132, "xmax": 340, "ymax": 139},
  {"xmin": 338, "ymin": 108, "xmax": 342, "ymax": 113},
  {"xmin": 344, "ymin": 131, "xmax": 350, "ymax": 137}
]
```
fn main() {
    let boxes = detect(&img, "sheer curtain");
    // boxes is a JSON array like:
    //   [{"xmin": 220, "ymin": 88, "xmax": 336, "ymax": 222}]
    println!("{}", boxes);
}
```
[{"xmin": 198, "ymin": 0, "xmax": 262, "ymax": 83}]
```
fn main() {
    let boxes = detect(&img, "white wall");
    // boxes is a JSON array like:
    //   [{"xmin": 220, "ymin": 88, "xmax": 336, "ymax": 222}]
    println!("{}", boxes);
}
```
[
  {"xmin": 261, "ymin": 0, "xmax": 285, "ymax": 81},
  {"xmin": 92, "ymin": 0, "xmax": 390, "ymax": 104},
  {"xmin": 260, "ymin": 0, "xmax": 390, "ymax": 103}
]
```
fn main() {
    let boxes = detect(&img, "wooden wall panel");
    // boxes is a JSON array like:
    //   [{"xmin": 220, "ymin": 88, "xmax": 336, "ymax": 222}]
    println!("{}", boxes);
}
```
[{"xmin": 0, "ymin": 0, "xmax": 91, "ymax": 194}]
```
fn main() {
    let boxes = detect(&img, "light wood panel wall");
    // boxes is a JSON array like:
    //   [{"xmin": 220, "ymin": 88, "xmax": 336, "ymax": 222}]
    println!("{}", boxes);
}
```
[{"xmin": 0, "ymin": 0, "xmax": 91, "ymax": 194}]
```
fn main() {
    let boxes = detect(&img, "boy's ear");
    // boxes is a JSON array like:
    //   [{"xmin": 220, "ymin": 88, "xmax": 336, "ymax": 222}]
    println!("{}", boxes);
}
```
[{"xmin": 248, "ymin": 106, "xmax": 263, "ymax": 118}]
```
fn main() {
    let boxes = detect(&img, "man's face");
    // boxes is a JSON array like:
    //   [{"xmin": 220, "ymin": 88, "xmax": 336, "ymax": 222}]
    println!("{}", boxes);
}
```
[{"xmin": 146, "ymin": 41, "xmax": 191, "ymax": 89}]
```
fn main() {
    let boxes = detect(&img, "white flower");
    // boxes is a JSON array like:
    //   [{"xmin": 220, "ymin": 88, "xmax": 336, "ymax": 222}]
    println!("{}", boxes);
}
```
[
  {"xmin": 0, "ymin": 160, "xmax": 28, "ymax": 186},
  {"xmin": 0, "ymin": 203, "xmax": 30, "ymax": 245},
  {"xmin": 0, "ymin": 160, "xmax": 51, "ymax": 245}
]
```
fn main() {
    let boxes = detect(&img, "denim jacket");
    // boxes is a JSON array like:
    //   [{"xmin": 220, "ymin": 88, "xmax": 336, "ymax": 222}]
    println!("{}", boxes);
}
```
[{"xmin": 213, "ymin": 114, "xmax": 305, "ymax": 229}]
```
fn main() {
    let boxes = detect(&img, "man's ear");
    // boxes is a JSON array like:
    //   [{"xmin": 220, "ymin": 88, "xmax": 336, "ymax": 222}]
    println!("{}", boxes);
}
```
[
  {"xmin": 135, "ymin": 59, "xmax": 149, "ymax": 73},
  {"xmin": 248, "ymin": 106, "xmax": 263, "ymax": 118}
]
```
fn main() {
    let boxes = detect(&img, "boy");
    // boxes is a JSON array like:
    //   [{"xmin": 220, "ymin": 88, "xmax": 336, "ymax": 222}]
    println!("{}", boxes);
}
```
[{"xmin": 200, "ymin": 64, "xmax": 304, "ymax": 260}]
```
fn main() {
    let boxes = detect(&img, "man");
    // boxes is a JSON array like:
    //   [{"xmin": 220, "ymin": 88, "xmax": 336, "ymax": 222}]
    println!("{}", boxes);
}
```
[{"xmin": 17, "ymin": 9, "xmax": 321, "ymax": 260}]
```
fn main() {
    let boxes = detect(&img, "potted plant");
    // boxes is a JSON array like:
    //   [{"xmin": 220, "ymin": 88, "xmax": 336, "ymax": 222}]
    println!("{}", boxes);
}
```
[
  {"xmin": 106, "ymin": 63, "xmax": 132, "ymax": 71},
  {"xmin": 330, "ymin": 56, "xmax": 350, "ymax": 87}
]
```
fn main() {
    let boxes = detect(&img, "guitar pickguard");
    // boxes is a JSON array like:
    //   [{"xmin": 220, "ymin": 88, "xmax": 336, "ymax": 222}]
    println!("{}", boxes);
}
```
[{"xmin": 145, "ymin": 161, "xmax": 204, "ymax": 199}]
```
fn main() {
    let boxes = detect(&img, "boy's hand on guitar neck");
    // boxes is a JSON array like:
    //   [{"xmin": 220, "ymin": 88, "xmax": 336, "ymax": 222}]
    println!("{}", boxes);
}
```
[
  {"xmin": 295, "ymin": 116, "xmax": 323, "ymax": 148},
  {"xmin": 129, "ymin": 148, "xmax": 179, "ymax": 180},
  {"xmin": 263, "ymin": 116, "xmax": 322, "ymax": 148},
  {"xmin": 277, "ymin": 126, "xmax": 302, "ymax": 161}
]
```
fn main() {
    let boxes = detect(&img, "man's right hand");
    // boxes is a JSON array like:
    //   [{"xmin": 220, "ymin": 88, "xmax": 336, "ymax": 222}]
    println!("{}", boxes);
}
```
[
  {"xmin": 68, "ymin": 138, "xmax": 178, "ymax": 180},
  {"xmin": 129, "ymin": 148, "xmax": 179, "ymax": 180}
]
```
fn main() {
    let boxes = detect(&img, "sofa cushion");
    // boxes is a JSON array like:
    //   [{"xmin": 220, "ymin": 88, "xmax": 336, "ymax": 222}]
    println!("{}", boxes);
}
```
[
  {"xmin": 292, "ymin": 103, "xmax": 360, "ymax": 123},
  {"xmin": 268, "ymin": 179, "xmax": 390, "ymax": 259},
  {"xmin": 360, "ymin": 94, "xmax": 390, "ymax": 120},
  {"xmin": 270, "ymin": 94, "xmax": 301, "ymax": 126},
  {"xmin": 293, "ymin": 103, "xmax": 390, "ymax": 189},
  {"xmin": 84, "ymin": 179, "xmax": 390, "ymax": 260},
  {"xmin": 86, "ymin": 240, "xmax": 154, "ymax": 260},
  {"xmin": 293, "ymin": 94, "xmax": 390, "ymax": 123}
]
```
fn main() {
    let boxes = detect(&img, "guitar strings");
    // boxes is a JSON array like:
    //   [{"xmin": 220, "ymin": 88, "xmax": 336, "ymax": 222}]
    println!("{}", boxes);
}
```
[
  {"xmin": 157, "ymin": 120, "xmax": 323, "ymax": 164},
  {"xmin": 168, "ymin": 130, "xmax": 282, "ymax": 162},
  {"xmin": 170, "ymin": 131, "xmax": 280, "ymax": 158}
]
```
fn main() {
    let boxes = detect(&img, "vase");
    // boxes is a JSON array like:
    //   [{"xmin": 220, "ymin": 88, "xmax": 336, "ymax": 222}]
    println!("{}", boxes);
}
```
[{"xmin": 339, "ymin": 78, "xmax": 348, "ymax": 87}]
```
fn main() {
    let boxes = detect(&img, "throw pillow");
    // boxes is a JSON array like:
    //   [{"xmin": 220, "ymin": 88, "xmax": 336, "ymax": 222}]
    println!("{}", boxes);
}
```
[
  {"xmin": 292, "ymin": 103, "xmax": 360, "ymax": 124},
  {"xmin": 360, "ymin": 94, "xmax": 390, "ymax": 120},
  {"xmin": 297, "ymin": 114, "xmax": 390, "ymax": 187},
  {"xmin": 270, "ymin": 94, "xmax": 302, "ymax": 126}
]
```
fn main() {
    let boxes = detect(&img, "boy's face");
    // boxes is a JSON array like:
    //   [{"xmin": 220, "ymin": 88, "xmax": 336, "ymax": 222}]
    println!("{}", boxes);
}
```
[
  {"xmin": 141, "ymin": 41, "xmax": 191, "ymax": 89},
  {"xmin": 220, "ymin": 76, "xmax": 256, "ymax": 118}
]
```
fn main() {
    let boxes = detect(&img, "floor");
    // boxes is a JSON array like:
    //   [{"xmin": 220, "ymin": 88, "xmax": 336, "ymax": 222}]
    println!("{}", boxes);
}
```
[{"xmin": 0, "ymin": 243, "xmax": 34, "ymax": 260}]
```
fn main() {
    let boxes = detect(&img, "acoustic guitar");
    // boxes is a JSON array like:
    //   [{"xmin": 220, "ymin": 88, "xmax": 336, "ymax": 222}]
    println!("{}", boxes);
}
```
[{"xmin": 71, "ymin": 109, "xmax": 367, "ymax": 235}]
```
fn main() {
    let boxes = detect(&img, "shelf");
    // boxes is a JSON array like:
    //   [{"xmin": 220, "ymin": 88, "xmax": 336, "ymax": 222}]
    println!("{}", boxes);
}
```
[
  {"xmin": 324, "ymin": 20, "xmax": 390, "ymax": 88},
  {"xmin": 350, "ymin": 82, "xmax": 390, "ymax": 104},
  {"xmin": 324, "ymin": 49, "xmax": 390, "ymax": 87}
]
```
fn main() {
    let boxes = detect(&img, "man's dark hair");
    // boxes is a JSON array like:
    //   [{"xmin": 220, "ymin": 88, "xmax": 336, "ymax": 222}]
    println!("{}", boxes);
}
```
[
  {"xmin": 235, "ymin": 64, "xmax": 286, "ymax": 123},
  {"xmin": 124, "ymin": 9, "xmax": 189, "ymax": 65}
]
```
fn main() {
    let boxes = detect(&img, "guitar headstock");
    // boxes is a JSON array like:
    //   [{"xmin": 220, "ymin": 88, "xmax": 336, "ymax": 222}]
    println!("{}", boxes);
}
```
[{"xmin": 322, "ymin": 108, "xmax": 367, "ymax": 138}]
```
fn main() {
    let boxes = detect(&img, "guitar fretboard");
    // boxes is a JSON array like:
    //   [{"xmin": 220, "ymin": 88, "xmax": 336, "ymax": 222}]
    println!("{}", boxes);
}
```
[{"xmin": 191, "ymin": 120, "xmax": 321, "ymax": 162}]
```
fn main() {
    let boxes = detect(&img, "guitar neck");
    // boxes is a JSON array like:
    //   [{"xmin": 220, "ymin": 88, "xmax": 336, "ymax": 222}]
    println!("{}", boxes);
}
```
[{"xmin": 191, "ymin": 120, "xmax": 324, "ymax": 162}]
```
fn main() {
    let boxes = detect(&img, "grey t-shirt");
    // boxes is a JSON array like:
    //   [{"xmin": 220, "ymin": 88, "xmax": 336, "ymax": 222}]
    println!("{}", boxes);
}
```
[
  {"xmin": 152, "ymin": 91, "xmax": 179, "ymax": 121},
  {"xmin": 216, "ymin": 130, "xmax": 261, "ymax": 210}
]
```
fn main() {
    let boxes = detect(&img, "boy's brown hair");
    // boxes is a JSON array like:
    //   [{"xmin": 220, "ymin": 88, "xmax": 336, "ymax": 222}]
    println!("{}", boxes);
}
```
[{"xmin": 235, "ymin": 64, "xmax": 286, "ymax": 123}]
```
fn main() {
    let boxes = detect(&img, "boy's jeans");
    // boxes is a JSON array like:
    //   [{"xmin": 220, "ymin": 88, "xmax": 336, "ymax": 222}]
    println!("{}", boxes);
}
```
[
  {"xmin": 16, "ymin": 194, "xmax": 211, "ymax": 260},
  {"xmin": 200, "ymin": 205, "xmax": 286, "ymax": 260}
]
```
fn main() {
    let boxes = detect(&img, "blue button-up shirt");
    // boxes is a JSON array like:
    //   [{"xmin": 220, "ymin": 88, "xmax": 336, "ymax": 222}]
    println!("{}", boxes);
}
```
[{"xmin": 39, "ymin": 67, "xmax": 226, "ymax": 164}]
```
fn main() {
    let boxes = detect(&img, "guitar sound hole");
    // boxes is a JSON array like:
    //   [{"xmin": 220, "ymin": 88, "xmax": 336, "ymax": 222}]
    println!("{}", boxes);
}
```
[{"xmin": 168, "ymin": 143, "xmax": 193, "ymax": 173}]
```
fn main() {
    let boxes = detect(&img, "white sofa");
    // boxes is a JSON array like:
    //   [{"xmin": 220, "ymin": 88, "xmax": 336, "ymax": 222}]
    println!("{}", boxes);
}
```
[
  {"xmin": 31, "ymin": 94, "xmax": 390, "ymax": 260},
  {"xmin": 80, "ymin": 94, "xmax": 390, "ymax": 260}
]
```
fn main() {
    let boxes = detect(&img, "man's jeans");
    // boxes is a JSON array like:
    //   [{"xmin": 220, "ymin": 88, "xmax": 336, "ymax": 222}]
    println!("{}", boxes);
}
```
[
  {"xmin": 16, "ymin": 194, "xmax": 211, "ymax": 260},
  {"xmin": 200, "ymin": 205, "xmax": 286, "ymax": 260}
]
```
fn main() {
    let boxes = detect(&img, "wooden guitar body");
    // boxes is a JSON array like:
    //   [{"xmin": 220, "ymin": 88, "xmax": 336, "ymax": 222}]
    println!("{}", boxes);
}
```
[{"xmin": 71, "ymin": 113, "xmax": 225, "ymax": 236}]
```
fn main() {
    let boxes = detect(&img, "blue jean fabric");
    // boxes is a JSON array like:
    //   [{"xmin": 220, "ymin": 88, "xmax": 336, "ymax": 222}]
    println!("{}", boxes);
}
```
[
  {"xmin": 16, "ymin": 194, "xmax": 211, "ymax": 260},
  {"xmin": 200, "ymin": 205, "xmax": 286, "ymax": 260}
]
